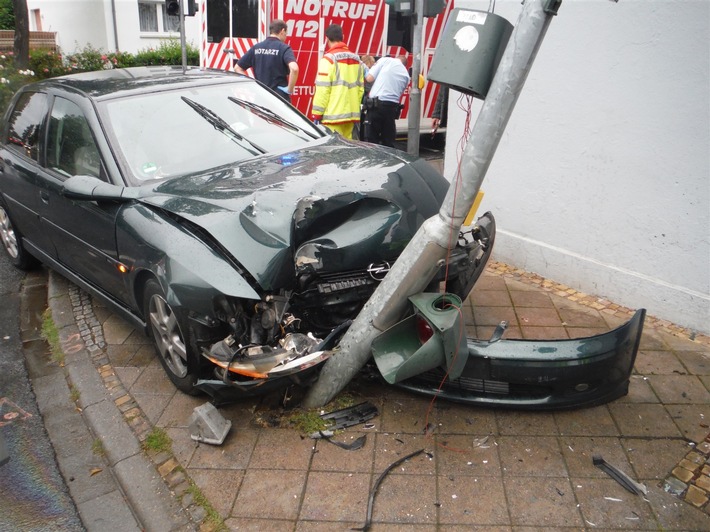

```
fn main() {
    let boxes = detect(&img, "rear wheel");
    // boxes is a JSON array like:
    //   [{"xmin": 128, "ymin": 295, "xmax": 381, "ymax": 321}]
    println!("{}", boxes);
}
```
[
  {"xmin": 144, "ymin": 279, "xmax": 200, "ymax": 395},
  {"xmin": 0, "ymin": 200, "xmax": 38, "ymax": 270}
]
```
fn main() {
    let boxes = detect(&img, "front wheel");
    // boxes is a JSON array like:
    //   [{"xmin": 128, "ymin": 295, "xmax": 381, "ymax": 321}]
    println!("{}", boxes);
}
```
[
  {"xmin": 143, "ymin": 279, "xmax": 200, "ymax": 395},
  {"xmin": 0, "ymin": 199, "xmax": 38, "ymax": 270}
]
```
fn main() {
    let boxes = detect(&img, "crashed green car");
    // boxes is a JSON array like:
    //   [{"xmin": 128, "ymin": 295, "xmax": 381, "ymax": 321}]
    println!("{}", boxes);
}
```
[
  {"xmin": 0, "ymin": 67, "xmax": 493, "ymax": 398},
  {"xmin": 0, "ymin": 66, "xmax": 644, "ymax": 409}
]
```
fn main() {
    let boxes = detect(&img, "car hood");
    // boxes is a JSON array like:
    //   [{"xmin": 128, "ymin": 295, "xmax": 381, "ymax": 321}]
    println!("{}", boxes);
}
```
[{"xmin": 136, "ymin": 136, "xmax": 448, "ymax": 291}]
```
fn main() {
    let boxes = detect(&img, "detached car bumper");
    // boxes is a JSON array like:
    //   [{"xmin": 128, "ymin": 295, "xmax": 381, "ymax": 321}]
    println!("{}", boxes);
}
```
[{"xmin": 373, "ymin": 293, "xmax": 646, "ymax": 410}]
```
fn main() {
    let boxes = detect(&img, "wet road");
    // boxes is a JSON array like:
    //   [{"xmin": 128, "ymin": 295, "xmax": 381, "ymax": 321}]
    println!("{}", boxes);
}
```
[{"xmin": 0, "ymin": 256, "xmax": 83, "ymax": 530}]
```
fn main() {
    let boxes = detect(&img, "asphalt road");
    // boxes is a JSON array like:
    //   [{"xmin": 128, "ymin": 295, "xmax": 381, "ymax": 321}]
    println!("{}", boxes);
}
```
[{"xmin": 0, "ymin": 256, "xmax": 83, "ymax": 530}]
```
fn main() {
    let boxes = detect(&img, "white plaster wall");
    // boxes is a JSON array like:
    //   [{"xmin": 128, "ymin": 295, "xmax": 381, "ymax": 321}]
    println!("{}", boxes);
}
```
[
  {"xmin": 27, "ymin": 0, "xmax": 201, "ymax": 54},
  {"xmin": 443, "ymin": 0, "xmax": 710, "ymax": 334}
]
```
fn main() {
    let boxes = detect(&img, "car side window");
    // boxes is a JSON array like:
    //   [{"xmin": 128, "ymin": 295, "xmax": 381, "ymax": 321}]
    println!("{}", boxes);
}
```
[
  {"xmin": 5, "ymin": 91, "xmax": 48, "ymax": 161},
  {"xmin": 46, "ymin": 97, "xmax": 102, "ymax": 179}
]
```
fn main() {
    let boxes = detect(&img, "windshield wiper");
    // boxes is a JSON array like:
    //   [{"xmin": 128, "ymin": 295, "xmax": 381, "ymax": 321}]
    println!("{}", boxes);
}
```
[
  {"xmin": 228, "ymin": 96, "xmax": 320, "ymax": 140},
  {"xmin": 181, "ymin": 97, "xmax": 266, "ymax": 155}
]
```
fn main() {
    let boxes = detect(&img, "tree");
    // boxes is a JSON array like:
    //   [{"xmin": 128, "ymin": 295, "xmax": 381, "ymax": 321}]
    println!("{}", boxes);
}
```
[{"xmin": 13, "ymin": 0, "xmax": 28, "ymax": 68}]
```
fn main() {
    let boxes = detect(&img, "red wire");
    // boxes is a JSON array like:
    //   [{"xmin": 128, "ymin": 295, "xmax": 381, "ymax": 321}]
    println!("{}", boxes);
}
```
[{"xmin": 423, "ymin": 95, "xmax": 475, "ymax": 455}]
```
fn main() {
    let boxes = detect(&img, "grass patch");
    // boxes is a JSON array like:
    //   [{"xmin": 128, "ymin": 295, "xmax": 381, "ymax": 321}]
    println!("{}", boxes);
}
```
[
  {"xmin": 41, "ymin": 308, "xmax": 64, "ymax": 365},
  {"xmin": 185, "ymin": 481, "xmax": 225, "ymax": 530},
  {"xmin": 91, "ymin": 438, "xmax": 105, "ymax": 456},
  {"xmin": 142, "ymin": 427, "xmax": 172, "ymax": 454},
  {"xmin": 69, "ymin": 384, "xmax": 80, "ymax": 403}
]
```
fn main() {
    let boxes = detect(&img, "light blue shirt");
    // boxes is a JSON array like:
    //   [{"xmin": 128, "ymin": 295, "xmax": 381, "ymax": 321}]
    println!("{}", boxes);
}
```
[{"xmin": 367, "ymin": 57, "xmax": 410, "ymax": 104}]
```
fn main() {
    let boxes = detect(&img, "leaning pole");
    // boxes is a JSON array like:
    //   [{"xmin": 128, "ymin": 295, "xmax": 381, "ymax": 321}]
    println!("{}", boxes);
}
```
[{"xmin": 304, "ymin": 0, "xmax": 562, "ymax": 408}]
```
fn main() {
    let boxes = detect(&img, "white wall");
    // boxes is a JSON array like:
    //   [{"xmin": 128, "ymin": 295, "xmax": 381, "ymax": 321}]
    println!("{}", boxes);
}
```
[
  {"xmin": 443, "ymin": 0, "xmax": 709, "ymax": 334},
  {"xmin": 27, "ymin": 0, "xmax": 201, "ymax": 55}
]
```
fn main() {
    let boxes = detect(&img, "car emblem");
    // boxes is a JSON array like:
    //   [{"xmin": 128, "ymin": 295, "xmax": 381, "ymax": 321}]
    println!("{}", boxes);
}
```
[{"xmin": 367, "ymin": 262, "xmax": 391, "ymax": 281}]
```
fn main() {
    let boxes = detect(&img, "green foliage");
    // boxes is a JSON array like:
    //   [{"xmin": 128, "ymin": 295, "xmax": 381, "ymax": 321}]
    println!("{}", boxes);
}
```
[
  {"xmin": 29, "ymin": 49, "xmax": 70, "ymax": 79},
  {"xmin": 64, "ymin": 43, "xmax": 136, "ymax": 73},
  {"xmin": 0, "ymin": 40, "xmax": 199, "ymax": 115},
  {"xmin": 133, "ymin": 39, "xmax": 199, "ymax": 66},
  {"xmin": 0, "ymin": 52, "xmax": 38, "ymax": 114},
  {"xmin": 0, "ymin": 0, "xmax": 14, "ymax": 30}
]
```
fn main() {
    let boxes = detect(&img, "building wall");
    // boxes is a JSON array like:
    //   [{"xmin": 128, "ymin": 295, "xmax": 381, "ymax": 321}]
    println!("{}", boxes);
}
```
[
  {"xmin": 27, "ymin": 0, "xmax": 201, "ymax": 55},
  {"xmin": 443, "ymin": 0, "xmax": 709, "ymax": 334}
]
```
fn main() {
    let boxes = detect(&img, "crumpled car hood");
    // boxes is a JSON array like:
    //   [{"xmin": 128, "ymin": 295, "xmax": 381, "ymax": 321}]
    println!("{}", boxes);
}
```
[{"xmin": 135, "ymin": 136, "xmax": 448, "ymax": 291}]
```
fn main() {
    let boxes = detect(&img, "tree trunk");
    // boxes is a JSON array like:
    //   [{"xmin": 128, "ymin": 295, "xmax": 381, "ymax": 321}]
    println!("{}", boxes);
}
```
[{"xmin": 13, "ymin": 0, "xmax": 28, "ymax": 68}]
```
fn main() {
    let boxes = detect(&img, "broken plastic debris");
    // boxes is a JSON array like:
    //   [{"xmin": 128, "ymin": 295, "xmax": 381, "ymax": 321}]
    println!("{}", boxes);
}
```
[
  {"xmin": 316, "ymin": 433, "xmax": 367, "ymax": 451},
  {"xmin": 188, "ymin": 402, "xmax": 232, "ymax": 445},
  {"xmin": 313, "ymin": 401, "xmax": 378, "ymax": 436},
  {"xmin": 353, "ymin": 448, "xmax": 425, "ymax": 531},
  {"xmin": 593, "ymin": 455, "xmax": 647, "ymax": 495}
]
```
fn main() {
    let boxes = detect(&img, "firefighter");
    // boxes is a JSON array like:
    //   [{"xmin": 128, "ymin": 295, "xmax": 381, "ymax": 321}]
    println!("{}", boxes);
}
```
[
  {"xmin": 235, "ymin": 19, "xmax": 299, "ymax": 103},
  {"xmin": 311, "ymin": 24, "xmax": 364, "ymax": 140}
]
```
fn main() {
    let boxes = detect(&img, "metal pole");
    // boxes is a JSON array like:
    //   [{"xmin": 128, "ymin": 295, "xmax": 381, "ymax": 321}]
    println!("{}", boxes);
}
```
[
  {"xmin": 180, "ymin": 0, "xmax": 187, "ymax": 73},
  {"xmin": 304, "ymin": 0, "xmax": 561, "ymax": 408},
  {"xmin": 406, "ymin": 0, "xmax": 424, "ymax": 156}
]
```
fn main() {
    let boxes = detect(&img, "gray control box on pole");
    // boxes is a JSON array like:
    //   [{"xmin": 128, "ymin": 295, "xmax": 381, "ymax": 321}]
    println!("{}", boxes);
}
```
[{"xmin": 428, "ymin": 9, "xmax": 513, "ymax": 99}]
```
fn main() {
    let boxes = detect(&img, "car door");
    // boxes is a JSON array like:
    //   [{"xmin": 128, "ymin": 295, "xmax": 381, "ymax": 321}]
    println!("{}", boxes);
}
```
[
  {"xmin": 0, "ymin": 90, "xmax": 56, "ymax": 257},
  {"xmin": 38, "ymin": 94, "xmax": 131, "ymax": 304}
]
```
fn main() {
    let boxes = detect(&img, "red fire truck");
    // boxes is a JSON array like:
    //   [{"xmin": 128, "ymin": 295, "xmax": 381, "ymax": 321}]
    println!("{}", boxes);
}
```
[{"xmin": 198, "ymin": 0, "xmax": 453, "ymax": 131}]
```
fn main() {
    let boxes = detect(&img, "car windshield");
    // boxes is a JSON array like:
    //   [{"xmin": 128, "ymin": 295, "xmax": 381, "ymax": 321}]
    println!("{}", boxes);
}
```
[{"xmin": 100, "ymin": 81, "xmax": 321, "ymax": 185}]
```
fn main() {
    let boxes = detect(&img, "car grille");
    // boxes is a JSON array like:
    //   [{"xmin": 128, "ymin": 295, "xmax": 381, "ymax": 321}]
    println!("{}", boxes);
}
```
[
  {"xmin": 407, "ymin": 370, "xmax": 553, "ymax": 398},
  {"xmin": 316, "ymin": 270, "xmax": 376, "ymax": 294}
]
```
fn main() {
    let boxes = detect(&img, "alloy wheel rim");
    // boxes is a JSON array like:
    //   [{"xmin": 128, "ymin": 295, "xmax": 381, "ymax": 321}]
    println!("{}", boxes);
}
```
[
  {"xmin": 148, "ymin": 293, "xmax": 188, "ymax": 378},
  {"xmin": 0, "ymin": 208, "xmax": 19, "ymax": 259}
]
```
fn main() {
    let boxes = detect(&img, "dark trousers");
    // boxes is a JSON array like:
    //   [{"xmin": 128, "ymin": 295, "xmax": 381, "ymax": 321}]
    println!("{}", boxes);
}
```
[{"xmin": 364, "ymin": 101, "xmax": 400, "ymax": 148}]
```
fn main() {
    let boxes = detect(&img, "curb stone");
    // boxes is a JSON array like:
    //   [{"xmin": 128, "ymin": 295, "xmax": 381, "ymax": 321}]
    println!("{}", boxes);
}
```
[{"xmin": 46, "ymin": 271, "xmax": 199, "ymax": 531}]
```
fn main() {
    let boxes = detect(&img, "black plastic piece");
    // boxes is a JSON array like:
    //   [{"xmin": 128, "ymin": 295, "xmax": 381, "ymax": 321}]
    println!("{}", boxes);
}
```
[
  {"xmin": 320, "ymin": 401, "xmax": 378, "ymax": 431},
  {"xmin": 593, "ymin": 455, "xmax": 647, "ymax": 495}
]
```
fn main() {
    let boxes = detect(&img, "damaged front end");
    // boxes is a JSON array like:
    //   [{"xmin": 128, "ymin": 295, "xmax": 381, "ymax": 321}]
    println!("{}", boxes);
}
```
[
  {"xmin": 193, "ymin": 291, "xmax": 350, "ymax": 400},
  {"xmin": 192, "ymin": 212, "xmax": 495, "ymax": 402},
  {"xmin": 372, "ymin": 293, "xmax": 646, "ymax": 410}
]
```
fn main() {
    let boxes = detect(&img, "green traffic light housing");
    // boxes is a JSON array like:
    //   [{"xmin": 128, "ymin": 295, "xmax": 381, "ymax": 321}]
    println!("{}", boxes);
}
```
[{"xmin": 371, "ymin": 293, "xmax": 467, "ymax": 384}]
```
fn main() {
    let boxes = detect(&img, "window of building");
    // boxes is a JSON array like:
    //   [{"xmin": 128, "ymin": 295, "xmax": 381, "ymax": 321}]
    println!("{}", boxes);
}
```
[{"xmin": 138, "ymin": 1, "xmax": 180, "ymax": 33}]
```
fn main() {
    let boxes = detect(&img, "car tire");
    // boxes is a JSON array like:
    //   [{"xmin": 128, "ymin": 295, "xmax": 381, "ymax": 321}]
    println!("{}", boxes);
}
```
[
  {"xmin": 143, "ymin": 279, "xmax": 200, "ymax": 395},
  {"xmin": 0, "ymin": 199, "xmax": 38, "ymax": 270}
]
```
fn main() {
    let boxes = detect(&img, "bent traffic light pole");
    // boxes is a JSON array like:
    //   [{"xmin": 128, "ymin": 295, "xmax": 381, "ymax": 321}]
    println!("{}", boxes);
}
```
[{"xmin": 303, "ymin": 0, "xmax": 562, "ymax": 408}]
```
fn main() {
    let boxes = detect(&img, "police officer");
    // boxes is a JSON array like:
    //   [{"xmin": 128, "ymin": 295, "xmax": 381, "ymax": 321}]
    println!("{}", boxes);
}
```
[
  {"xmin": 363, "ymin": 56, "xmax": 410, "ymax": 147},
  {"xmin": 235, "ymin": 19, "xmax": 299, "ymax": 102}
]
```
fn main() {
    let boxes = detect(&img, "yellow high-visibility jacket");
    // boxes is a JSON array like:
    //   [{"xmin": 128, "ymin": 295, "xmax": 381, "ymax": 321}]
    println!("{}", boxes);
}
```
[{"xmin": 311, "ymin": 43, "xmax": 364, "ymax": 125}]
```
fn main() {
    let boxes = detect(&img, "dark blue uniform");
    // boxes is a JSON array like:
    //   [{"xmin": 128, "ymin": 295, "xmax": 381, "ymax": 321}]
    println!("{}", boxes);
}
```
[{"xmin": 237, "ymin": 36, "xmax": 296, "ymax": 101}]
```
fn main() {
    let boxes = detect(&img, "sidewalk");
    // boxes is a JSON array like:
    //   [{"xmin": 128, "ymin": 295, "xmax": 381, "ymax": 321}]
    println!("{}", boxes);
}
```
[{"xmin": 39, "ymin": 262, "xmax": 710, "ymax": 530}]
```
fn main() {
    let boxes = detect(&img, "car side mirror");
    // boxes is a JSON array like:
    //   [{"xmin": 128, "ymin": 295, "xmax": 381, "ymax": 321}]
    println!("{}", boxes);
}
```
[{"xmin": 62, "ymin": 175, "xmax": 137, "ymax": 202}]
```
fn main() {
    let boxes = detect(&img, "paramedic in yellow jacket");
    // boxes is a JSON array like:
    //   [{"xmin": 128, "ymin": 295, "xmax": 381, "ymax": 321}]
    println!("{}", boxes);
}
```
[{"xmin": 310, "ymin": 24, "xmax": 364, "ymax": 140}]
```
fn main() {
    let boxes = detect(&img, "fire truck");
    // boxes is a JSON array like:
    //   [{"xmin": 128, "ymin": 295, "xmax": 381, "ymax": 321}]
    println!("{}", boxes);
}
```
[{"xmin": 198, "ymin": 0, "xmax": 453, "ymax": 131}]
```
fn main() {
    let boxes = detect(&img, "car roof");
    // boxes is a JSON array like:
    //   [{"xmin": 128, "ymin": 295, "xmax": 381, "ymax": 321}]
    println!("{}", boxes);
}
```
[{"xmin": 34, "ymin": 66, "xmax": 248, "ymax": 101}]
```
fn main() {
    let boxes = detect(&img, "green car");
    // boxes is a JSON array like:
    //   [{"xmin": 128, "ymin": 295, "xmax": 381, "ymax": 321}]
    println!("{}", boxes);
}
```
[{"xmin": 0, "ymin": 67, "xmax": 494, "ymax": 398}]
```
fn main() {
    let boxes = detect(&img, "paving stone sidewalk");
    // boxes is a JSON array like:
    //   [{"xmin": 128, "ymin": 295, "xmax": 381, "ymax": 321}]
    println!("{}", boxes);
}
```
[{"xmin": 48, "ymin": 263, "xmax": 710, "ymax": 531}]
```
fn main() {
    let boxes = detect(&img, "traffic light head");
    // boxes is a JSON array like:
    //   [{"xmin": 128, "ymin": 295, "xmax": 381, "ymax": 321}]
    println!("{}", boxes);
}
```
[{"xmin": 166, "ymin": 0, "xmax": 180, "ymax": 17}]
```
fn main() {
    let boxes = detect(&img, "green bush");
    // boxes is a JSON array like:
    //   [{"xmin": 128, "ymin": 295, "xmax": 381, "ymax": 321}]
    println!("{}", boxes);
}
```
[
  {"xmin": 0, "ymin": 40, "xmax": 199, "ymax": 115},
  {"xmin": 63, "ymin": 45, "xmax": 137, "ymax": 73},
  {"xmin": 134, "ymin": 40, "xmax": 199, "ymax": 66},
  {"xmin": 0, "ymin": 52, "xmax": 39, "ymax": 114},
  {"xmin": 30, "ymin": 49, "xmax": 70, "ymax": 79}
]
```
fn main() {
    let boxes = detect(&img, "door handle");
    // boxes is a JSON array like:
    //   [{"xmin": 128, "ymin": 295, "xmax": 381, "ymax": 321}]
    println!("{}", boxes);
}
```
[{"xmin": 40, "ymin": 191, "xmax": 49, "ymax": 204}]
